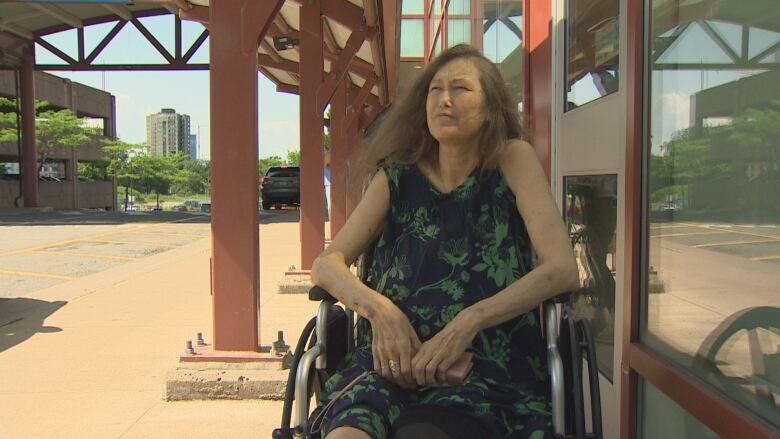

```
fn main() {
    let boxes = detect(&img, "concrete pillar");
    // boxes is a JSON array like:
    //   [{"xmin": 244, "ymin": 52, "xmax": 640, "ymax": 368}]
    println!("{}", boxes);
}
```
[
  {"xmin": 299, "ymin": 0, "xmax": 326, "ymax": 270},
  {"xmin": 20, "ymin": 46, "xmax": 37, "ymax": 208},
  {"xmin": 68, "ymin": 82, "xmax": 78, "ymax": 209},
  {"xmin": 209, "ymin": 1, "xmax": 283, "ymax": 351},
  {"xmin": 69, "ymin": 149, "xmax": 78, "ymax": 208}
]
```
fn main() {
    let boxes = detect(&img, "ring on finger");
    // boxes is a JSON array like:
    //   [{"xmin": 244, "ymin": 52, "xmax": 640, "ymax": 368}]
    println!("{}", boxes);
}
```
[{"xmin": 388, "ymin": 359, "xmax": 400, "ymax": 375}]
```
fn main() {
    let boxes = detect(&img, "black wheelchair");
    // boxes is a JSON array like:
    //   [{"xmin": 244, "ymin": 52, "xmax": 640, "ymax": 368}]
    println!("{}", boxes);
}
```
[{"xmin": 273, "ymin": 253, "xmax": 604, "ymax": 439}]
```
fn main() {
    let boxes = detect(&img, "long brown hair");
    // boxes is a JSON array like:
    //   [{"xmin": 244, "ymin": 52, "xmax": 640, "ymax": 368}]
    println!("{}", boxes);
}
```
[{"xmin": 351, "ymin": 44, "xmax": 527, "ymax": 196}]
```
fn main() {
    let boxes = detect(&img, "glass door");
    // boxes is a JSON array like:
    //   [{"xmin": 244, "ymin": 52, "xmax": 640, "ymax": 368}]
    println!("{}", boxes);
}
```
[{"xmin": 553, "ymin": 0, "xmax": 625, "ymax": 436}]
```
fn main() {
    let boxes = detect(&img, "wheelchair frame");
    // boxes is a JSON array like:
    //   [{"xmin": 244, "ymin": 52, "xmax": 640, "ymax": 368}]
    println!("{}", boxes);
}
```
[{"xmin": 273, "ymin": 288, "xmax": 603, "ymax": 439}]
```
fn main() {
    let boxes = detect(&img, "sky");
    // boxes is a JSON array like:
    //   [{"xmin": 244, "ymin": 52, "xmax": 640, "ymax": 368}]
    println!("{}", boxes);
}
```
[{"xmin": 36, "ymin": 14, "xmax": 300, "ymax": 160}]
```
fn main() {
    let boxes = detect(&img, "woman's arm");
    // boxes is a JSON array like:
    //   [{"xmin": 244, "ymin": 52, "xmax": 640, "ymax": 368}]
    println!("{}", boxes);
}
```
[
  {"xmin": 311, "ymin": 169, "xmax": 421, "ymax": 388},
  {"xmin": 310, "ymin": 169, "xmax": 391, "ymax": 321},
  {"xmin": 459, "ymin": 139, "xmax": 579, "ymax": 332},
  {"xmin": 411, "ymin": 140, "xmax": 579, "ymax": 385}
]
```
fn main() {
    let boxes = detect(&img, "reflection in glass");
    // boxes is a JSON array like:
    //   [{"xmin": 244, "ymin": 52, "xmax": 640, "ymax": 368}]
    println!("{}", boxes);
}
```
[
  {"xmin": 565, "ymin": 175, "xmax": 617, "ymax": 380},
  {"xmin": 447, "ymin": 19, "xmax": 471, "ymax": 47},
  {"xmin": 482, "ymin": 1, "xmax": 523, "ymax": 109},
  {"xmin": 644, "ymin": 0, "xmax": 780, "ymax": 430},
  {"xmin": 640, "ymin": 378, "xmax": 719, "ymax": 439},
  {"xmin": 565, "ymin": 0, "xmax": 619, "ymax": 110}
]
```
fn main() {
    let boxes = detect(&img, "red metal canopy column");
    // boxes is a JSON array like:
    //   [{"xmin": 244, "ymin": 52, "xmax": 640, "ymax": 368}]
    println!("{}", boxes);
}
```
[
  {"xmin": 299, "ymin": 0, "xmax": 326, "ymax": 270},
  {"xmin": 209, "ymin": 0, "xmax": 283, "ymax": 351},
  {"xmin": 20, "ymin": 45, "xmax": 38, "ymax": 208}
]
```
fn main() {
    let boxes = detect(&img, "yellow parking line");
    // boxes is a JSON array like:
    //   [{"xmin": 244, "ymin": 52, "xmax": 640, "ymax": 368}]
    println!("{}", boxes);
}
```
[
  {"xmin": 81, "ymin": 239, "xmax": 179, "ymax": 248},
  {"xmin": 0, "ymin": 269, "xmax": 76, "ymax": 281},
  {"xmin": 126, "ymin": 231, "xmax": 209, "ymax": 238},
  {"xmin": 651, "ymin": 232, "xmax": 724, "ymax": 238},
  {"xmin": 649, "ymin": 224, "xmax": 694, "ymax": 229},
  {"xmin": 750, "ymin": 255, "xmax": 780, "ymax": 262},
  {"xmin": 677, "ymin": 223, "xmax": 780, "ymax": 241},
  {"xmin": 30, "ymin": 250, "xmax": 140, "ymax": 261},
  {"xmin": 695, "ymin": 239, "xmax": 778, "ymax": 248}
]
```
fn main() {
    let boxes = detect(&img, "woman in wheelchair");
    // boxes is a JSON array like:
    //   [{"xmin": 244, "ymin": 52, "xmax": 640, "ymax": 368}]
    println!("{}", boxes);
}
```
[{"xmin": 310, "ymin": 44, "xmax": 580, "ymax": 439}]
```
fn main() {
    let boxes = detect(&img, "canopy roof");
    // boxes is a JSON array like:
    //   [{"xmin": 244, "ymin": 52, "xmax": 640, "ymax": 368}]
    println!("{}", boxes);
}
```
[{"xmin": 0, "ymin": 0, "xmax": 399, "ymax": 104}]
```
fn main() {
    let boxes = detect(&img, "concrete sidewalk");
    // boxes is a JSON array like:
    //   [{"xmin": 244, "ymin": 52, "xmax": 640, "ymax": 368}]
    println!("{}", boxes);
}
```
[{"xmin": 0, "ymin": 215, "xmax": 320, "ymax": 439}]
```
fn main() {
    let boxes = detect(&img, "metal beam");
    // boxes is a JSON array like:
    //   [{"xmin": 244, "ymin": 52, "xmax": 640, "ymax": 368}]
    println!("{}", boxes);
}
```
[
  {"xmin": 0, "ymin": 22, "xmax": 33, "ymax": 41},
  {"xmin": 288, "ymin": 0, "xmax": 369, "ymax": 35},
  {"xmin": 322, "ymin": 17, "xmax": 339, "ymax": 54},
  {"xmin": 260, "ymin": 40, "xmax": 282, "ymax": 62},
  {"xmin": 180, "ymin": 5, "xmax": 209, "ymax": 25},
  {"xmin": 317, "ymin": 25, "xmax": 374, "ymax": 112},
  {"xmin": 182, "ymin": 28, "xmax": 209, "ymax": 63},
  {"xmin": 258, "ymin": 53, "xmax": 299, "ymax": 73},
  {"xmin": 130, "ymin": 18, "xmax": 175, "ymax": 64},
  {"xmin": 101, "ymin": 4, "xmax": 133, "ymax": 21},
  {"xmin": 299, "ymin": 0, "xmax": 327, "ymax": 270},
  {"xmin": 29, "ymin": 3, "xmax": 83, "ymax": 29},
  {"xmin": 343, "ymin": 75, "xmax": 377, "ymax": 131},
  {"xmin": 37, "ymin": 63, "xmax": 209, "ymax": 71},
  {"xmin": 35, "ymin": 36, "xmax": 77, "ymax": 65}
]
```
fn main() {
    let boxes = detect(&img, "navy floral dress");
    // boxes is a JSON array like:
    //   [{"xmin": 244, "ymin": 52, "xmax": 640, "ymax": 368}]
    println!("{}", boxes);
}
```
[{"xmin": 319, "ymin": 163, "xmax": 551, "ymax": 439}]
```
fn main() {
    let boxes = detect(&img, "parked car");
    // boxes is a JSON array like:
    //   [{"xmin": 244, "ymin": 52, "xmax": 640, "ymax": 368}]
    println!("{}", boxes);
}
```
[
  {"xmin": 260, "ymin": 166, "xmax": 300, "ymax": 210},
  {"xmin": 172, "ymin": 204, "xmax": 188, "ymax": 212},
  {"xmin": 200, "ymin": 202, "xmax": 211, "ymax": 213}
]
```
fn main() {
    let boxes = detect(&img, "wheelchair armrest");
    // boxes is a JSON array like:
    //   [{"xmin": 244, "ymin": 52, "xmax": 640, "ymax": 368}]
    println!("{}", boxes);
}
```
[{"xmin": 309, "ymin": 286, "xmax": 336, "ymax": 302}]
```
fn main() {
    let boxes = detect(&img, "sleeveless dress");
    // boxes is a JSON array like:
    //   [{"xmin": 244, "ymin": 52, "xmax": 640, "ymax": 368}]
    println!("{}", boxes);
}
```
[{"xmin": 319, "ymin": 163, "xmax": 552, "ymax": 439}]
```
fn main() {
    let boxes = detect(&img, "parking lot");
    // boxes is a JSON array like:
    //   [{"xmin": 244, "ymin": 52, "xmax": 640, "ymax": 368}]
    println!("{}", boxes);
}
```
[{"xmin": 0, "ymin": 210, "xmax": 213, "ymax": 298}]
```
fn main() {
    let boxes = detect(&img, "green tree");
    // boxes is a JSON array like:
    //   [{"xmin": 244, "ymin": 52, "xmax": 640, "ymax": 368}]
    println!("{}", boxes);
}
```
[
  {"xmin": 169, "ymin": 153, "xmax": 210, "ymax": 195},
  {"xmin": 259, "ymin": 155, "xmax": 285, "ymax": 176},
  {"xmin": 133, "ymin": 154, "xmax": 176, "ymax": 208},
  {"xmin": 286, "ymin": 150, "xmax": 300, "ymax": 166},
  {"xmin": 36, "ymin": 109, "xmax": 98, "ymax": 175},
  {"xmin": 103, "ymin": 139, "xmax": 144, "ymax": 210},
  {"xmin": 0, "ymin": 97, "xmax": 99, "ymax": 176}
]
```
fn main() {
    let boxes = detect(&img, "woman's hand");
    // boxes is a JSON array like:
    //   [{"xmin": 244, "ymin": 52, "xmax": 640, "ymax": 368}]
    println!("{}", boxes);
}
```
[
  {"xmin": 411, "ymin": 310, "xmax": 479, "ymax": 386},
  {"xmin": 370, "ymin": 298, "xmax": 422, "ymax": 389}
]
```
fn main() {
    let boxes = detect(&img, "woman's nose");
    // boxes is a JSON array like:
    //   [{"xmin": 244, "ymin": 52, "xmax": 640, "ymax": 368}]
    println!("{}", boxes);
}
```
[{"xmin": 439, "ymin": 91, "xmax": 452, "ymax": 107}]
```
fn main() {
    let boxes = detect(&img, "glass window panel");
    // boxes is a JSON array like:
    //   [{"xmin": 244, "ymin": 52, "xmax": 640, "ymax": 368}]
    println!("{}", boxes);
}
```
[
  {"xmin": 481, "ymin": 1, "xmax": 523, "ymax": 110},
  {"xmin": 565, "ymin": 0, "xmax": 620, "ymax": 111},
  {"xmin": 644, "ymin": 0, "xmax": 780, "ymax": 430},
  {"xmin": 640, "ymin": 378, "xmax": 720, "ymax": 439},
  {"xmin": 447, "ymin": 19, "xmax": 471, "ymax": 47},
  {"xmin": 401, "ymin": 19, "xmax": 425, "ymax": 57},
  {"xmin": 402, "ymin": 0, "xmax": 425, "ymax": 15},
  {"xmin": 448, "ymin": 0, "xmax": 470, "ymax": 15},
  {"xmin": 565, "ymin": 175, "xmax": 618, "ymax": 381}
]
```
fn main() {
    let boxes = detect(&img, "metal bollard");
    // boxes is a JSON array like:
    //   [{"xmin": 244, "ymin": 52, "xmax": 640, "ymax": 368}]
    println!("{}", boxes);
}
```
[
  {"xmin": 185, "ymin": 340, "xmax": 195, "ymax": 355},
  {"xmin": 272, "ymin": 330, "xmax": 290, "ymax": 356}
]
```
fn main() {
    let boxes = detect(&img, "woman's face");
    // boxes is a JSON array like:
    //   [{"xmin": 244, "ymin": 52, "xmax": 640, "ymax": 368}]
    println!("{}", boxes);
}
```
[{"xmin": 426, "ymin": 58, "xmax": 486, "ymax": 146}]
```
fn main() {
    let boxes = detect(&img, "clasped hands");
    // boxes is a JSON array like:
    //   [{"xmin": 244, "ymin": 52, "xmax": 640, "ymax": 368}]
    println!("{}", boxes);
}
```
[{"xmin": 371, "ymin": 302, "xmax": 477, "ymax": 389}]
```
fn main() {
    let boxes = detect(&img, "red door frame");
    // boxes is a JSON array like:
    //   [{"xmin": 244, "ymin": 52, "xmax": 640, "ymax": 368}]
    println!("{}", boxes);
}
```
[
  {"xmin": 621, "ymin": 0, "xmax": 779, "ymax": 437},
  {"xmin": 525, "ymin": 0, "xmax": 779, "ymax": 436}
]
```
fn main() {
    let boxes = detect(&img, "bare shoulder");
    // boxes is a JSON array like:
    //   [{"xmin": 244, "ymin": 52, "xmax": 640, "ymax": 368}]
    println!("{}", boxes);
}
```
[
  {"xmin": 320, "ymin": 168, "xmax": 389, "ymax": 265},
  {"xmin": 498, "ymin": 139, "xmax": 547, "ymax": 194}
]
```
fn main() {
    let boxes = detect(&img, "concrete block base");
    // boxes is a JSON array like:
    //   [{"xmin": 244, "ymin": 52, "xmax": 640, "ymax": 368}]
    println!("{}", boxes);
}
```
[
  {"xmin": 166, "ymin": 368, "xmax": 289, "ymax": 401},
  {"xmin": 278, "ymin": 271, "xmax": 312, "ymax": 294},
  {"xmin": 167, "ymin": 345, "xmax": 293, "ymax": 401}
]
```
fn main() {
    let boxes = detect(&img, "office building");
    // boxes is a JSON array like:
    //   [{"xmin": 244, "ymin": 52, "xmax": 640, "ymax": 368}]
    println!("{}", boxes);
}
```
[{"xmin": 146, "ymin": 108, "xmax": 191, "ymax": 156}]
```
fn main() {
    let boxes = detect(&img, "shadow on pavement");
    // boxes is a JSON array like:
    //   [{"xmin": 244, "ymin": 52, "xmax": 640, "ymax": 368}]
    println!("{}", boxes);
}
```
[
  {"xmin": 260, "ymin": 209, "xmax": 300, "ymax": 224},
  {"xmin": 0, "ymin": 298, "xmax": 66, "ymax": 353}
]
